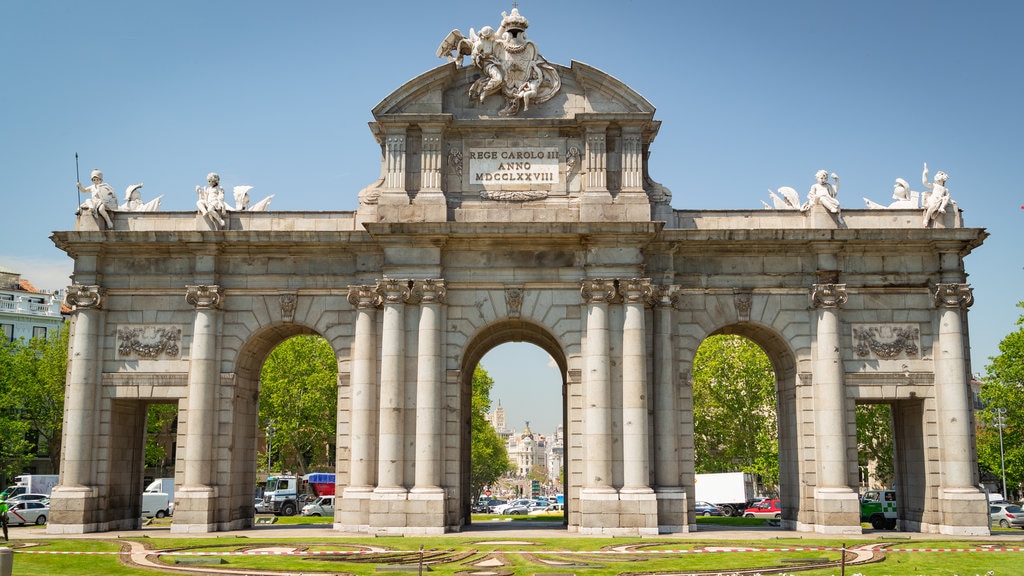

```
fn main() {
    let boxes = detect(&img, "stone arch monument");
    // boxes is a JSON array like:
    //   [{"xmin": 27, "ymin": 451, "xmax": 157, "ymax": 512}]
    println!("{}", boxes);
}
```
[{"xmin": 50, "ymin": 8, "xmax": 989, "ymax": 536}]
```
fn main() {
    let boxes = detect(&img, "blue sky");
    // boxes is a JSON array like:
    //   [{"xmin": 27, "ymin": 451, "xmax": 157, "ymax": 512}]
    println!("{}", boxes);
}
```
[{"xmin": 3, "ymin": 1, "xmax": 1021, "ymax": 435}]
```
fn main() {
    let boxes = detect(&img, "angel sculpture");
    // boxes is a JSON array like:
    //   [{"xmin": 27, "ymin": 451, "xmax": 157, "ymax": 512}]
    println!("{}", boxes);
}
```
[
  {"xmin": 120, "ymin": 183, "xmax": 163, "ymax": 212},
  {"xmin": 231, "ymin": 186, "xmax": 273, "ymax": 211},
  {"xmin": 763, "ymin": 187, "xmax": 801, "ymax": 210},
  {"xmin": 921, "ymin": 163, "xmax": 951, "ymax": 227}
]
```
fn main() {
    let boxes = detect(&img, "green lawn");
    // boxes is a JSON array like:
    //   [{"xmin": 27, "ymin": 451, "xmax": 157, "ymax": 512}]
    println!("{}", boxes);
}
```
[{"xmin": 7, "ymin": 530, "xmax": 1023, "ymax": 576}]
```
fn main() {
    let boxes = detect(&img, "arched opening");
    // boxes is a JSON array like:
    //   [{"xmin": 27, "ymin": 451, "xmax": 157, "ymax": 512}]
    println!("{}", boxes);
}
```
[
  {"xmin": 693, "ymin": 323, "xmax": 798, "ymax": 528},
  {"xmin": 457, "ymin": 320, "xmax": 568, "ymax": 529},
  {"xmin": 228, "ymin": 323, "xmax": 335, "ymax": 526}
]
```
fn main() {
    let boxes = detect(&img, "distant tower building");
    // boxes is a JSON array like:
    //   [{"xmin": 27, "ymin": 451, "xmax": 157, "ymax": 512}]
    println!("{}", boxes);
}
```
[{"xmin": 485, "ymin": 399, "xmax": 505, "ymax": 430}]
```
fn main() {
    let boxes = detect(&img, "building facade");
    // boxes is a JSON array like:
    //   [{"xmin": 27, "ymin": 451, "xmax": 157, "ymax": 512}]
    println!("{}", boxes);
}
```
[{"xmin": 49, "ymin": 8, "xmax": 989, "ymax": 537}]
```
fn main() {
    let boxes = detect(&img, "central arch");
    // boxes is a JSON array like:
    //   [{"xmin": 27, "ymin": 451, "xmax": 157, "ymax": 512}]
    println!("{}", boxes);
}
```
[{"xmin": 458, "ymin": 319, "xmax": 569, "ymax": 527}]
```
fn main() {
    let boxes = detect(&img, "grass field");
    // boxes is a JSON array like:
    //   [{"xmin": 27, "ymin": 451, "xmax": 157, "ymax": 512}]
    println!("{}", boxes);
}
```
[{"xmin": 6, "ymin": 515, "xmax": 1022, "ymax": 575}]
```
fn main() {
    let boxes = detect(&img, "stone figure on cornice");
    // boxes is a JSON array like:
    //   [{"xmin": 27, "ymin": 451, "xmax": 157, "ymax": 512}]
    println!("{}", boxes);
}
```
[
  {"xmin": 76, "ymin": 168, "xmax": 118, "ymax": 228},
  {"xmin": 801, "ymin": 170, "xmax": 841, "ymax": 214},
  {"xmin": 863, "ymin": 177, "xmax": 920, "ymax": 210},
  {"xmin": 196, "ymin": 172, "xmax": 228, "ymax": 228},
  {"xmin": 763, "ymin": 186, "xmax": 801, "ymax": 210},
  {"xmin": 921, "ymin": 162, "xmax": 952, "ymax": 227},
  {"xmin": 436, "ymin": 8, "xmax": 561, "ymax": 116},
  {"xmin": 120, "ymin": 183, "xmax": 163, "ymax": 212}
]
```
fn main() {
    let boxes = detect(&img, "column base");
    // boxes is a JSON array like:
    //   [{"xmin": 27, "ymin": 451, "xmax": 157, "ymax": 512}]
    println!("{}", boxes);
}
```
[
  {"xmin": 578, "ymin": 487, "xmax": 658, "ymax": 535},
  {"xmin": 937, "ymin": 487, "xmax": 989, "ymax": 536},
  {"xmin": 169, "ymin": 484, "xmax": 219, "ymax": 534},
  {"xmin": 655, "ymin": 486, "xmax": 689, "ymax": 533},
  {"xmin": 47, "ymin": 485, "xmax": 102, "ymax": 534},
  {"xmin": 813, "ymin": 487, "xmax": 862, "ymax": 535}
]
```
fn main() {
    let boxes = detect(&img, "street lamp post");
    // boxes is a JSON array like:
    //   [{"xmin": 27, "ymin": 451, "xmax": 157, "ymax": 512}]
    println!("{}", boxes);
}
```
[
  {"xmin": 266, "ymin": 420, "xmax": 276, "ymax": 473},
  {"xmin": 993, "ymin": 408, "xmax": 1007, "ymax": 499}
]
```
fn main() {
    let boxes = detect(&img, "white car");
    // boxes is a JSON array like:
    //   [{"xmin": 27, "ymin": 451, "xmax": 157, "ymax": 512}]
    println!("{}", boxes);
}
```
[
  {"xmin": 301, "ymin": 495, "xmax": 335, "ymax": 517},
  {"xmin": 7, "ymin": 501, "xmax": 48, "ymax": 525}
]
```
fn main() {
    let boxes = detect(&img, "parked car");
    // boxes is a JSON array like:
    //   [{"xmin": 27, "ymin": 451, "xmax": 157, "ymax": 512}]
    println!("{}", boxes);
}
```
[
  {"xmin": 695, "ymin": 501, "xmax": 723, "ymax": 516},
  {"xmin": 254, "ymin": 497, "xmax": 272, "ymax": 514},
  {"xmin": 7, "ymin": 501, "xmax": 48, "ymax": 525},
  {"xmin": 301, "ymin": 495, "xmax": 335, "ymax": 517},
  {"xmin": 493, "ymin": 498, "xmax": 534, "ymax": 515},
  {"xmin": 990, "ymin": 502, "xmax": 1024, "ymax": 528},
  {"xmin": 529, "ymin": 502, "xmax": 564, "ymax": 515},
  {"xmin": 6, "ymin": 493, "xmax": 49, "ymax": 505},
  {"xmin": 473, "ymin": 498, "xmax": 504, "ymax": 513},
  {"xmin": 743, "ymin": 499, "xmax": 782, "ymax": 519}
]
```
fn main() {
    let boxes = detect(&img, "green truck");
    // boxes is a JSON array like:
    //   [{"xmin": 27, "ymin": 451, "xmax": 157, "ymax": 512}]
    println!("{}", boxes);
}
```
[{"xmin": 860, "ymin": 489, "xmax": 898, "ymax": 530}]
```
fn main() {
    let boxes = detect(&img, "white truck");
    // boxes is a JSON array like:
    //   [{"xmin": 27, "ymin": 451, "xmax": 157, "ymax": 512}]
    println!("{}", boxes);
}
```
[
  {"xmin": 264, "ymin": 473, "xmax": 335, "ymax": 516},
  {"xmin": 4, "ymin": 474, "xmax": 60, "ymax": 498},
  {"xmin": 143, "ymin": 478, "xmax": 174, "ymax": 518},
  {"xmin": 695, "ymin": 472, "xmax": 757, "ymax": 517}
]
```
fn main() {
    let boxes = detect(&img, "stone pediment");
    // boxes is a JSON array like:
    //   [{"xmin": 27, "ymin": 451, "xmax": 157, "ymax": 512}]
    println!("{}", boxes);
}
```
[
  {"xmin": 372, "ymin": 60, "xmax": 656, "ymax": 120},
  {"xmin": 361, "ymin": 59, "xmax": 670, "ymax": 225}
]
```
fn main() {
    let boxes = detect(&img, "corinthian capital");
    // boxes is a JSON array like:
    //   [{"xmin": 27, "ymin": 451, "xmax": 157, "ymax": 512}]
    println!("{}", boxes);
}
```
[
  {"xmin": 580, "ymin": 278, "xmax": 617, "ymax": 304},
  {"xmin": 185, "ymin": 285, "xmax": 222, "ymax": 309},
  {"xmin": 65, "ymin": 284, "xmax": 103, "ymax": 310},
  {"xmin": 933, "ymin": 283, "xmax": 973, "ymax": 309},
  {"xmin": 652, "ymin": 284, "xmax": 680, "ymax": 308},
  {"xmin": 810, "ymin": 283, "xmax": 847, "ymax": 309}
]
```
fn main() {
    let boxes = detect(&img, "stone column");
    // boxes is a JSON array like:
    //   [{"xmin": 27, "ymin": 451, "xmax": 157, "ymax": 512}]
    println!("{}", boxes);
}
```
[
  {"xmin": 810, "ymin": 282, "xmax": 860, "ymax": 533},
  {"xmin": 182, "ymin": 285, "xmax": 222, "ymax": 489},
  {"xmin": 375, "ymin": 278, "xmax": 410, "ymax": 493},
  {"xmin": 412, "ymin": 279, "xmax": 446, "ymax": 492},
  {"xmin": 61, "ymin": 284, "xmax": 104, "ymax": 488},
  {"xmin": 347, "ymin": 285, "xmax": 380, "ymax": 491},
  {"xmin": 580, "ymin": 279, "xmax": 617, "ymax": 493},
  {"xmin": 620, "ymin": 278, "xmax": 653, "ymax": 493},
  {"xmin": 931, "ymin": 281, "xmax": 988, "ymax": 534},
  {"xmin": 172, "ymin": 284, "xmax": 221, "ymax": 532},
  {"xmin": 932, "ymin": 283, "xmax": 976, "ymax": 489},
  {"xmin": 652, "ymin": 285, "xmax": 680, "ymax": 487}
]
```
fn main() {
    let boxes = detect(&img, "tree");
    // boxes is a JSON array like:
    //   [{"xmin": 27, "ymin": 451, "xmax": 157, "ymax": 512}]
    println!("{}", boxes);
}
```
[
  {"xmin": 258, "ymin": 335, "xmax": 338, "ymax": 475},
  {"xmin": 470, "ymin": 364, "xmax": 512, "ymax": 499},
  {"xmin": 856, "ymin": 404, "xmax": 895, "ymax": 488},
  {"xmin": 145, "ymin": 404, "xmax": 178, "ymax": 476},
  {"xmin": 0, "ymin": 323, "xmax": 68, "ymax": 479},
  {"xmin": 978, "ymin": 302, "xmax": 1024, "ymax": 497},
  {"xmin": 692, "ymin": 334, "xmax": 778, "ymax": 490}
]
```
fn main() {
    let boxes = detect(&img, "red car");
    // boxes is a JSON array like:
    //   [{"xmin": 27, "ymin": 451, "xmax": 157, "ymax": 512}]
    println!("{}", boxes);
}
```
[{"xmin": 743, "ymin": 499, "xmax": 782, "ymax": 518}]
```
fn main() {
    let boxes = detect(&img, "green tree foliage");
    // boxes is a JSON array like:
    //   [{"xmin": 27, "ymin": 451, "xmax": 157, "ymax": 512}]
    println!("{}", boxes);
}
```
[
  {"xmin": 856, "ymin": 404, "xmax": 895, "ymax": 488},
  {"xmin": 0, "ymin": 323, "xmax": 68, "ymax": 480},
  {"xmin": 692, "ymin": 334, "xmax": 778, "ymax": 490},
  {"xmin": 145, "ymin": 404, "xmax": 178, "ymax": 475},
  {"xmin": 978, "ymin": 302, "xmax": 1024, "ymax": 497},
  {"xmin": 259, "ymin": 335, "xmax": 338, "ymax": 475},
  {"xmin": 470, "ymin": 364, "xmax": 512, "ymax": 498}
]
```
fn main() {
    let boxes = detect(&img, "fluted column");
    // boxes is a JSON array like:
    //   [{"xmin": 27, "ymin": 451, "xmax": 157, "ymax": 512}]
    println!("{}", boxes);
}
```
[
  {"xmin": 61, "ymin": 284, "xmax": 104, "ymax": 487},
  {"xmin": 347, "ymin": 285, "xmax": 380, "ymax": 490},
  {"xmin": 412, "ymin": 279, "xmax": 446, "ymax": 492},
  {"xmin": 810, "ymin": 283, "xmax": 851, "ymax": 490},
  {"xmin": 581, "ymin": 279, "xmax": 617, "ymax": 492},
  {"xmin": 932, "ymin": 283, "xmax": 975, "ymax": 489},
  {"xmin": 621, "ymin": 127, "xmax": 644, "ymax": 192},
  {"xmin": 376, "ymin": 278, "xmax": 410, "ymax": 492},
  {"xmin": 620, "ymin": 278, "xmax": 653, "ymax": 493},
  {"xmin": 583, "ymin": 123, "xmax": 609, "ymax": 195},
  {"xmin": 652, "ymin": 284, "xmax": 680, "ymax": 488},
  {"xmin": 183, "ymin": 285, "xmax": 222, "ymax": 489}
]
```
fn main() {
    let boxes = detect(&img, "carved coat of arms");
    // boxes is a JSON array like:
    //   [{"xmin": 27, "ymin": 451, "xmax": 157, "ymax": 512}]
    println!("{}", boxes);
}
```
[{"xmin": 437, "ymin": 8, "xmax": 561, "ymax": 116}]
